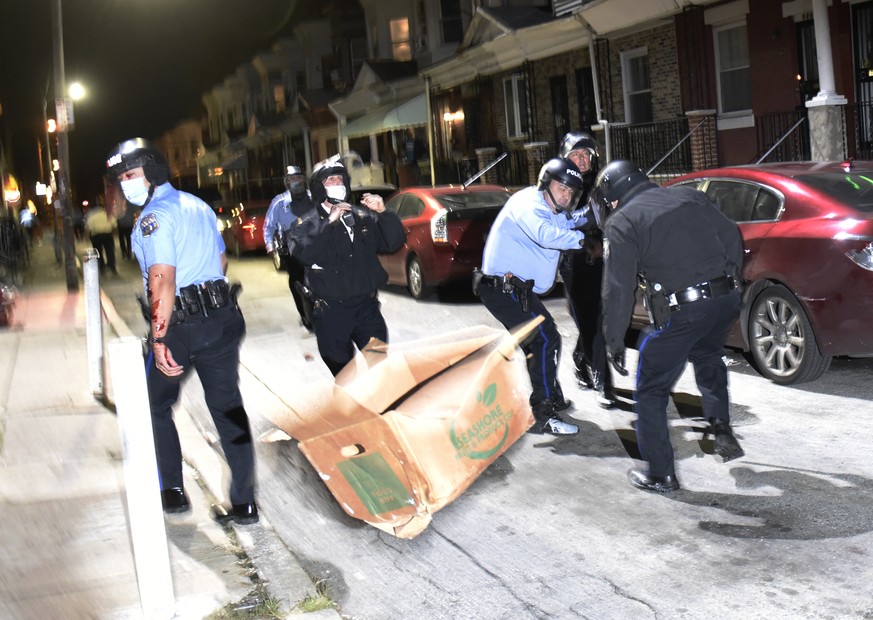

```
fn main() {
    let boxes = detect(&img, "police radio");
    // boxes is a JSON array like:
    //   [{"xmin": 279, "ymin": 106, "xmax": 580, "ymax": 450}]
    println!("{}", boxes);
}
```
[{"xmin": 327, "ymin": 197, "xmax": 356, "ymax": 228}]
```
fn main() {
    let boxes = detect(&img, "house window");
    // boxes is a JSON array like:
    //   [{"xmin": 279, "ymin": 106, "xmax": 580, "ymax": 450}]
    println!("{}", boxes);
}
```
[
  {"xmin": 390, "ymin": 18, "xmax": 412, "ymax": 61},
  {"xmin": 621, "ymin": 47, "xmax": 652, "ymax": 124},
  {"xmin": 503, "ymin": 74, "xmax": 528, "ymax": 138},
  {"xmin": 796, "ymin": 20, "xmax": 819, "ymax": 101},
  {"xmin": 440, "ymin": 0, "xmax": 463, "ymax": 44},
  {"xmin": 714, "ymin": 21, "xmax": 752, "ymax": 114}
]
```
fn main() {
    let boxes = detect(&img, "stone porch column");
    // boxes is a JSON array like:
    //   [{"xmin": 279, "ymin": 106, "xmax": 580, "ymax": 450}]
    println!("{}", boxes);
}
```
[
  {"xmin": 523, "ymin": 142, "xmax": 550, "ymax": 186},
  {"xmin": 686, "ymin": 109, "xmax": 718, "ymax": 171},
  {"xmin": 474, "ymin": 147, "xmax": 498, "ymax": 185}
]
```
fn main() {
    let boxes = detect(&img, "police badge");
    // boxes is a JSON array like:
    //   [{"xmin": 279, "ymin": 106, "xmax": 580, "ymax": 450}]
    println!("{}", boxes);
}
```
[{"xmin": 139, "ymin": 213, "xmax": 159, "ymax": 237}]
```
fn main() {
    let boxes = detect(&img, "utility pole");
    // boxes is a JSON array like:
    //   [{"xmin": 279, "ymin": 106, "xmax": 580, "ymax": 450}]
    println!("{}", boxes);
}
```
[{"xmin": 51, "ymin": 0, "xmax": 79, "ymax": 291}]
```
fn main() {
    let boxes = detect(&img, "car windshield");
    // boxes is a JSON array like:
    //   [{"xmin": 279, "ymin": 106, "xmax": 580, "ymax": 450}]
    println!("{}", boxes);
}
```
[
  {"xmin": 796, "ymin": 172, "xmax": 873, "ymax": 212},
  {"xmin": 435, "ymin": 191, "xmax": 511, "ymax": 210}
]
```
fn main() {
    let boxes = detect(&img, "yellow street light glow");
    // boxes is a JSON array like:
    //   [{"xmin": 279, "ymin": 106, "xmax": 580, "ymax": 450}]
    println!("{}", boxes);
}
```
[{"xmin": 69, "ymin": 82, "xmax": 86, "ymax": 100}]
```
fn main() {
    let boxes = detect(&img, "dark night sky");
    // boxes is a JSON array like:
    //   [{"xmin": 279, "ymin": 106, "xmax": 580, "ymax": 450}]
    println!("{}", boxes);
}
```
[{"xmin": 0, "ymin": 0, "xmax": 312, "ymax": 204}]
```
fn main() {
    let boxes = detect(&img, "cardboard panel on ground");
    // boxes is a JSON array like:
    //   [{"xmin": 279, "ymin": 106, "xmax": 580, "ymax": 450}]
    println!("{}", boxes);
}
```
[{"xmin": 263, "ymin": 321, "xmax": 539, "ymax": 538}]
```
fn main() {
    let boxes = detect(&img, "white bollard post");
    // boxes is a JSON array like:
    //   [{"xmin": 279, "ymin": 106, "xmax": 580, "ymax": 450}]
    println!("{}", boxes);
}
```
[
  {"xmin": 83, "ymin": 248, "xmax": 104, "ymax": 397},
  {"xmin": 108, "ymin": 336, "xmax": 175, "ymax": 619}
]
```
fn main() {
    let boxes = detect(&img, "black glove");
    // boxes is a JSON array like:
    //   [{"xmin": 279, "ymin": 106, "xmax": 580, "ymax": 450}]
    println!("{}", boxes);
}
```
[{"xmin": 606, "ymin": 346, "xmax": 629, "ymax": 377}]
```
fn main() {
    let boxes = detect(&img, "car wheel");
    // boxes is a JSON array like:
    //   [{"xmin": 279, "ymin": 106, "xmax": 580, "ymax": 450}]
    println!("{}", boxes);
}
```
[
  {"xmin": 747, "ymin": 285, "xmax": 831, "ymax": 384},
  {"xmin": 406, "ymin": 256, "xmax": 431, "ymax": 299}
]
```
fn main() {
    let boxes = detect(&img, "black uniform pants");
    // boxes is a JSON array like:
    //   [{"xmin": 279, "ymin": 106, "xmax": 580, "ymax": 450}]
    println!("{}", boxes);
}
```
[
  {"xmin": 634, "ymin": 290, "xmax": 742, "ymax": 478},
  {"xmin": 312, "ymin": 293, "xmax": 387, "ymax": 376},
  {"xmin": 90, "ymin": 232, "xmax": 116, "ymax": 273},
  {"xmin": 280, "ymin": 253, "xmax": 312, "ymax": 328},
  {"xmin": 118, "ymin": 225, "xmax": 133, "ymax": 260},
  {"xmin": 561, "ymin": 251, "xmax": 611, "ymax": 388},
  {"xmin": 478, "ymin": 284, "xmax": 565, "ymax": 411},
  {"xmin": 146, "ymin": 304, "xmax": 255, "ymax": 505}
]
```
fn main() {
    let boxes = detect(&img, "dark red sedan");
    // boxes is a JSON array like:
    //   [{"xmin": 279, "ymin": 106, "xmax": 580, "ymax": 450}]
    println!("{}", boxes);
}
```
[
  {"xmin": 378, "ymin": 184, "xmax": 512, "ymax": 298},
  {"xmin": 660, "ymin": 160, "xmax": 873, "ymax": 384}
]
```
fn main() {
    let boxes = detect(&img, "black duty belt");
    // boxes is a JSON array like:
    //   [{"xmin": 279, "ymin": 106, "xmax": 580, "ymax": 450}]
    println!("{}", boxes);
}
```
[
  {"xmin": 171, "ymin": 279, "xmax": 232, "ymax": 324},
  {"xmin": 667, "ymin": 274, "xmax": 738, "ymax": 310},
  {"xmin": 479, "ymin": 274, "xmax": 503, "ymax": 288}
]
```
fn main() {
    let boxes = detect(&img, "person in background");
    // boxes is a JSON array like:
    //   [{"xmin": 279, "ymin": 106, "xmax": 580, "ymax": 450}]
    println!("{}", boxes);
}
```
[
  {"xmin": 287, "ymin": 155, "xmax": 405, "ymax": 376},
  {"xmin": 557, "ymin": 131, "xmax": 616, "ymax": 409},
  {"xmin": 106, "ymin": 137, "xmax": 258, "ymax": 525},
  {"xmin": 84, "ymin": 198, "xmax": 117, "ymax": 275},
  {"xmin": 263, "ymin": 165, "xmax": 315, "ymax": 331},
  {"xmin": 595, "ymin": 159, "xmax": 745, "ymax": 494},
  {"xmin": 477, "ymin": 158, "xmax": 588, "ymax": 436},
  {"xmin": 116, "ymin": 201, "xmax": 137, "ymax": 261}
]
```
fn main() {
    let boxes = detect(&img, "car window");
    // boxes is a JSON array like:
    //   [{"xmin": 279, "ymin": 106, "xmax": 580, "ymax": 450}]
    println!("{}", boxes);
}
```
[
  {"xmin": 435, "ymin": 191, "xmax": 511, "ymax": 210},
  {"xmin": 706, "ymin": 181, "xmax": 757, "ymax": 222},
  {"xmin": 396, "ymin": 195, "xmax": 426, "ymax": 220},
  {"xmin": 751, "ymin": 189, "xmax": 782, "ymax": 221},
  {"xmin": 796, "ymin": 172, "xmax": 873, "ymax": 213},
  {"xmin": 385, "ymin": 195, "xmax": 403, "ymax": 215}
]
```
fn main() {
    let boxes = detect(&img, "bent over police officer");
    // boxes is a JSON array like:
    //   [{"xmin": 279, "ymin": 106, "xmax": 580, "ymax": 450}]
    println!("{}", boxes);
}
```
[
  {"xmin": 288, "ymin": 156, "xmax": 405, "ymax": 376},
  {"xmin": 595, "ymin": 160, "xmax": 745, "ymax": 494},
  {"xmin": 477, "ymin": 158, "xmax": 588, "ymax": 435},
  {"xmin": 107, "ymin": 138, "xmax": 258, "ymax": 524}
]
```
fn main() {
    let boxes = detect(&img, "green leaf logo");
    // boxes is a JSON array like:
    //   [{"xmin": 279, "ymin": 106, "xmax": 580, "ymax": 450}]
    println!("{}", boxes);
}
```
[{"xmin": 482, "ymin": 383, "xmax": 496, "ymax": 407}]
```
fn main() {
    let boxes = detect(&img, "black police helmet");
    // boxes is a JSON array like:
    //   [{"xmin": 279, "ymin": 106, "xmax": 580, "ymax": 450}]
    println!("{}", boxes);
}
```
[
  {"xmin": 537, "ymin": 158, "xmax": 584, "ymax": 191},
  {"xmin": 595, "ymin": 159, "xmax": 648, "ymax": 204},
  {"xmin": 105, "ymin": 138, "xmax": 170, "ymax": 186},
  {"xmin": 309, "ymin": 156, "xmax": 351, "ymax": 205},
  {"xmin": 537, "ymin": 158, "xmax": 585, "ymax": 213},
  {"xmin": 558, "ymin": 131, "xmax": 598, "ymax": 159}
]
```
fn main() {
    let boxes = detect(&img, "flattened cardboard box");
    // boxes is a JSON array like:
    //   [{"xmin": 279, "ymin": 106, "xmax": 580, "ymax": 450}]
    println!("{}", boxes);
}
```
[{"xmin": 264, "ymin": 320, "xmax": 540, "ymax": 538}]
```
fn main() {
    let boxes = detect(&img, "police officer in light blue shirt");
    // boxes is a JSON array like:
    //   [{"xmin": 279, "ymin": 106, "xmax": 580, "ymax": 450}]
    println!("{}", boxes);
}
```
[
  {"xmin": 106, "ymin": 138, "xmax": 258, "ymax": 526},
  {"xmin": 263, "ymin": 165, "xmax": 315, "ymax": 330},
  {"xmin": 478, "ymin": 158, "xmax": 587, "ymax": 435}
]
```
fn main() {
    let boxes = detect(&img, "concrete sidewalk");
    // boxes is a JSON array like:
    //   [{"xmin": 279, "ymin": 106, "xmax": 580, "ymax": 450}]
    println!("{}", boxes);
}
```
[{"xmin": 0, "ymin": 238, "xmax": 335, "ymax": 619}]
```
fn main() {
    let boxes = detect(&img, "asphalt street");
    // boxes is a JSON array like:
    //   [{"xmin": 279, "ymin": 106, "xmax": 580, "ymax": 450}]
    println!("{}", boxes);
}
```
[{"xmin": 104, "ymin": 253, "xmax": 873, "ymax": 620}]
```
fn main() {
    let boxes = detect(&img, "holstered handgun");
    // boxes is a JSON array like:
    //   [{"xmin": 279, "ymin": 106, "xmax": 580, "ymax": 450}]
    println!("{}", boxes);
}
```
[
  {"xmin": 506, "ymin": 273, "xmax": 535, "ymax": 313},
  {"xmin": 472, "ymin": 268, "xmax": 484, "ymax": 296},
  {"xmin": 638, "ymin": 272, "xmax": 671, "ymax": 329}
]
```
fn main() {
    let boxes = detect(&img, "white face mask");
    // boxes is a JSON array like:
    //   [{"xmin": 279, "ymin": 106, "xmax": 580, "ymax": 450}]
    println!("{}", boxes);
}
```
[
  {"xmin": 121, "ymin": 177, "xmax": 150, "ymax": 206},
  {"xmin": 325, "ymin": 184, "xmax": 347, "ymax": 202}
]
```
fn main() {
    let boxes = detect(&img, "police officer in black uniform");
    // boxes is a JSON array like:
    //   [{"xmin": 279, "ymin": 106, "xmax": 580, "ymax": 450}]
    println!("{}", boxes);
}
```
[
  {"xmin": 107, "ymin": 138, "xmax": 258, "ymax": 524},
  {"xmin": 557, "ymin": 131, "xmax": 616, "ymax": 408},
  {"xmin": 264, "ymin": 165, "xmax": 315, "ymax": 330},
  {"xmin": 288, "ymin": 156, "xmax": 405, "ymax": 376},
  {"xmin": 595, "ymin": 160, "xmax": 745, "ymax": 493}
]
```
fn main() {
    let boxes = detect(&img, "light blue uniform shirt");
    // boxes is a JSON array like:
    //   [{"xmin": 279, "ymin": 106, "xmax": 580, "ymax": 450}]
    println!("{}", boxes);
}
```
[
  {"xmin": 263, "ymin": 190, "xmax": 294, "ymax": 249},
  {"xmin": 481, "ymin": 185, "xmax": 585, "ymax": 294},
  {"xmin": 132, "ymin": 183, "xmax": 226, "ymax": 295}
]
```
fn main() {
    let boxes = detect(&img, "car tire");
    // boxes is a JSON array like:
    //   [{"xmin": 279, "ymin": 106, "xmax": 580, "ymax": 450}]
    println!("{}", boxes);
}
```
[
  {"xmin": 747, "ymin": 284, "xmax": 831, "ymax": 384},
  {"xmin": 406, "ymin": 256, "xmax": 431, "ymax": 299}
]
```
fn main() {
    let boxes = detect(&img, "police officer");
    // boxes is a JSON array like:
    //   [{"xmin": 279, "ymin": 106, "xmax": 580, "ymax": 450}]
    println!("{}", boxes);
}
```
[
  {"xmin": 477, "ymin": 158, "xmax": 588, "ymax": 435},
  {"xmin": 264, "ymin": 165, "xmax": 315, "ymax": 331},
  {"xmin": 595, "ymin": 160, "xmax": 745, "ymax": 493},
  {"xmin": 288, "ymin": 155, "xmax": 405, "ymax": 376},
  {"xmin": 106, "ymin": 138, "xmax": 258, "ymax": 524},
  {"xmin": 557, "ymin": 131, "xmax": 616, "ymax": 408}
]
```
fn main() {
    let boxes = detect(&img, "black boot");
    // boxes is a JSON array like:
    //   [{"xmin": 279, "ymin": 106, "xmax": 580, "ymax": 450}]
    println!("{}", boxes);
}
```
[
  {"xmin": 591, "ymin": 369, "xmax": 616, "ymax": 409},
  {"xmin": 573, "ymin": 350, "xmax": 594, "ymax": 390},
  {"xmin": 709, "ymin": 418, "xmax": 745, "ymax": 462}
]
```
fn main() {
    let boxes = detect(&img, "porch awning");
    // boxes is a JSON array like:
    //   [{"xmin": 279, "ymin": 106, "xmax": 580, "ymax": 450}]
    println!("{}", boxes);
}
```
[{"xmin": 343, "ymin": 92, "xmax": 427, "ymax": 139}]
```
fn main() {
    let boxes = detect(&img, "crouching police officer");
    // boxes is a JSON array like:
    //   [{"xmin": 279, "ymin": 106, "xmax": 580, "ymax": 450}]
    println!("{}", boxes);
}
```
[
  {"xmin": 106, "ymin": 138, "xmax": 258, "ymax": 524},
  {"xmin": 264, "ymin": 165, "xmax": 315, "ymax": 330},
  {"xmin": 595, "ymin": 160, "xmax": 745, "ymax": 493},
  {"xmin": 478, "ymin": 158, "xmax": 588, "ymax": 435},
  {"xmin": 288, "ymin": 156, "xmax": 405, "ymax": 376}
]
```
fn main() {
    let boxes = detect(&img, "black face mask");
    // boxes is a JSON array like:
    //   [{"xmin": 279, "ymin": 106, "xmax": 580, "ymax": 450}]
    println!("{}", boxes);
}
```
[{"xmin": 289, "ymin": 181, "xmax": 307, "ymax": 200}]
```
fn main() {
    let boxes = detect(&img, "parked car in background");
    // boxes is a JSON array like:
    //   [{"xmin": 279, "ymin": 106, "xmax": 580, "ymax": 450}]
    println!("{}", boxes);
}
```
[
  {"xmin": 654, "ymin": 160, "xmax": 873, "ymax": 384},
  {"xmin": 221, "ymin": 199, "xmax": 270, "ymax": 256},
  {"xmin": 378, "ymin": 184, "xmax": 512, "ymax": 299}
]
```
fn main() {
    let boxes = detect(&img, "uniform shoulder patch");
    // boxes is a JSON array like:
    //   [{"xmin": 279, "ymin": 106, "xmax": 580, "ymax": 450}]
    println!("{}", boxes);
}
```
[{"xmin": 139, "ymin": 213, "xmax": 159, "ymax": 237}]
